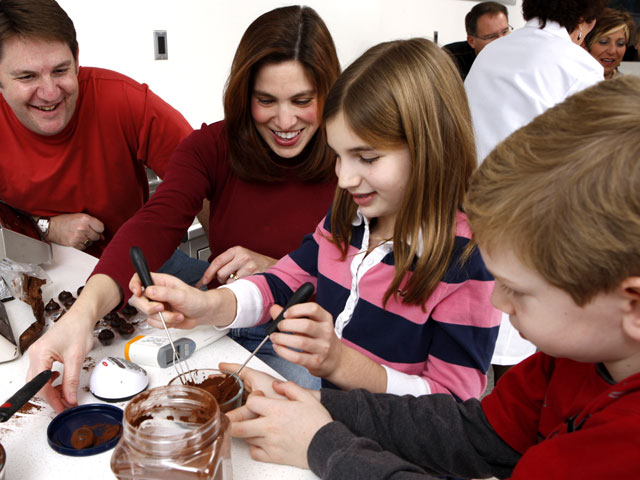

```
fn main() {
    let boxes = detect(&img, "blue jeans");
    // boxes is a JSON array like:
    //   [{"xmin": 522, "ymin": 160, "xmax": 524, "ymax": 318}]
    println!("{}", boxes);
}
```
[
  {"xmin": 158, "ymin": 249, "xmax": 209, "ymax": 287},
  {"xmin": 229, "ymin": 323, "xmax": 321, "ymax": 390}
]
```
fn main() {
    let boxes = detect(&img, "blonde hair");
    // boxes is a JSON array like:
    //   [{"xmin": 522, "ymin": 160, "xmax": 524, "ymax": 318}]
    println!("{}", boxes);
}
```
[
  {"xmin": 585, "ymin": 8, "xmax": 635, "ymax": 50},
  {"xmin": 324, "ymin": 38, "xmax": 476, "ymax": 306},
  {"xmin": 465, "ymin": 76, "xmax": 640, "ymax": 306}
]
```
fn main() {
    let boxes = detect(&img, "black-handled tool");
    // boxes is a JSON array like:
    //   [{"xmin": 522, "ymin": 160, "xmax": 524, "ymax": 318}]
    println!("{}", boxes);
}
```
[
  {"xmin": 232, "ymin": 282, "xmax": 315, "ymax": 377},
  {"xmin": 129, "ymin": 246, "xmax": 195, "ymax": 383},
  {"xmin": 0, "ymin": 369, "xmax": 52, "ymax": 422}
]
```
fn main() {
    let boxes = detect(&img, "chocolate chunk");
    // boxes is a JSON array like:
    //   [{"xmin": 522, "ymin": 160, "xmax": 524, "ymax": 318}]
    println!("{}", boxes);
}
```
[
  {"xmin": 45, "ymin": 299, "xmax": 60, "ymax": 312},
  {"xmin": 76, "ymin": 286, "xmax": 84, "ymax": 296},
  {"xmin": 104, "ymin": 313, "xmax": 124, "ymax": 327},
  {"xmin": 98, "ymin": 329, "xmax": 115, "ymax": 346},
  {"xmin": 71, "ymin": 426, "xmax": 95, "ymax": 449},
  {"xmin": 117, "ymin": 322, "xmax": 135, "ymax": 338},
  {"xmin": 58, "ymin": 290, "xmax": 73, "ymax": 302},
  {"xmin": 121, "ymin": 304, "xmax": 138, "ymax": 316},
  {"xmin": 63, "ymin": 297, "xmax": 76, "ymax": 309}
]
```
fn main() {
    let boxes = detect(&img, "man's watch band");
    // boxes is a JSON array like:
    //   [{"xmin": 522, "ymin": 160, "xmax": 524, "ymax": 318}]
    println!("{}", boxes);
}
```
[{"xmin": 36, "ymin": 217, "xmax": 50, "ymax": 236}]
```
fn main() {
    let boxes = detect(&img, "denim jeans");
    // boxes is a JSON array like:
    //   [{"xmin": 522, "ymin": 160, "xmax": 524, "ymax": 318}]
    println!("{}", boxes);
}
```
[
  {"xmin": 158, "ymin": 249, "xmax": 209, "ymax": 287},
  {"xmin": 229, "ymin": 323, "xmax": 321, "ymax": 390}
]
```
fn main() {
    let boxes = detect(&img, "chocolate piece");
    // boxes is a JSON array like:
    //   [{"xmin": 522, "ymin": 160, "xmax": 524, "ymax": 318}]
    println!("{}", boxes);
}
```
[
  {"xmin": 117, "ymin": 321, "xmax": 135, "ymax": 338},
  {"xmin": 19, "ymin": 275, "xmax": 47, "ymax": 353},
  {"xmin": 71, "ymin": 426, "xmax": 95, "ymax": 449},
  {"xmin": 103, "ymin": 312, "xmax": 123, "ymax": 327},
  {"xmin": 76, "ymin": 286, "xmax": 84, "ymax": 296},
  {"xmin": 45, "ymin": 298, "xmax": 60, "ymax": 312},
  {"xmin": 121, "ymin": 304, "xmax": 138, "ymax": 316},
  {"xmin": 98, "ymin": 328, "xmax": 115, "ymax": 346},
  {"xmin": 57, "ymin": 290, "xmax": 73, "ymax": 302},
  {"xmin": 63, "ymin": 297, "xmax": 76, "ymax": 309}
]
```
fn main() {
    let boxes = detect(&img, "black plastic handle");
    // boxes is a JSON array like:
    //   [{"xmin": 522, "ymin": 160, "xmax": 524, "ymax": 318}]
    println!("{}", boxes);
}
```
[
  {"xmin": 0, "ymin": 369, "xmax": 52, "ymax": 422},
  {"xmin": 130, "ymin": 246, "xmax": 153, "ymax": 289},
  {"xmin": 265, "ymin": 282, "xmax": 315, "ymax": 335}
]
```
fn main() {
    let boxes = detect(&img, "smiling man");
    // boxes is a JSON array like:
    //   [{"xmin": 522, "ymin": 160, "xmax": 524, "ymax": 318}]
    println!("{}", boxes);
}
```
[
  {"xmin": 444, "ymin": 2, "xmax": 510, "ymax": 80},
  {"xmin": 0, "ymin": 0, "xmax": 193, "ymax": 257}
]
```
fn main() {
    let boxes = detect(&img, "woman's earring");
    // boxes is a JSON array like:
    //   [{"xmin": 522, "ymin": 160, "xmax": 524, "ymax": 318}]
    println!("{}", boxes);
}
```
[{"xmin": 577, "ymin": 31, "xmax": 582, "ymax": 41}]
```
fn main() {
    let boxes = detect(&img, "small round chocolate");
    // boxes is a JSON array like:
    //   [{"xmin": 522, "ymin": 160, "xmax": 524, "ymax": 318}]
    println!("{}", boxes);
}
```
[
  {"xmin": 45, "ymin": 298, "xmax": 61, "ymax": 312},
  {"xmin": 76, "ymin": 286, "xmax": 84, "ymax": 296},
  {"xmin": 117, "ymin": 322, "xmax": 135, "ymax": 338},
  {"xmin": 98, "ymin": 329, "xmax": 115, "ymax": 346},
  {"xmin": 71, "ymin": 426, "xmax": 95, "ymax": 450},
  {"xmin": 104, "ymin": 312, "xmax": 123, "ymax": 327},
  {"xmin": 121, "ymin": 304, "xmax": 138, "ymax": 316},
  {"xmin": 58, "ymin": 290, "xmax": 73, "ymax": 302},
  {"xmin": 63, "ymin": 297, "xmax": 76, "ymax": 309}
]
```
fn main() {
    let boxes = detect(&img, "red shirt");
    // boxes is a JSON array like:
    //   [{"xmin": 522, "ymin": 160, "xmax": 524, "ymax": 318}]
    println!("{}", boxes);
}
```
[{"xmin": 0, "ymin": 67, "xmax": 192, "ymax": 256}]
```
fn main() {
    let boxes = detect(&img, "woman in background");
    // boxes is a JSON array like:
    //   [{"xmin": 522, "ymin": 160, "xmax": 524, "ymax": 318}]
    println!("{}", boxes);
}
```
[
  {"xmin": 27, "ymin": 5, "xmax": 340, "ymax": 413},
  {"xmin": 585, "ymin": 8, "xmax": 636, "ymax": 79}
]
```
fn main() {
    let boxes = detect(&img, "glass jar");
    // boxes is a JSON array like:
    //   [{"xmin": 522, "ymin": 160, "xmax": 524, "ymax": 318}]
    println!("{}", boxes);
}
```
[
  {"xmin": 111, "ymin": 385, "xmax": 231, "ymax": 479},
  {"xmin": 169, "ymin": 369, "xmax": 244, "ymax": 413}
]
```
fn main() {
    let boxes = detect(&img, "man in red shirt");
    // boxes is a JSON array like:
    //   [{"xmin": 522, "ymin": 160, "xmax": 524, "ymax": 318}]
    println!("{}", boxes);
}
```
[{"xmin": 0, "ymin": 0, "xmax": 192, "ymax": 257}]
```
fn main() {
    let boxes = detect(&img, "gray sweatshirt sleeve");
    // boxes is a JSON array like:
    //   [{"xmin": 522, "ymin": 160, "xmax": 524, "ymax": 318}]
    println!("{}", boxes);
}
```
[{"xmin": 308, "ymin": 389, "xmax": 521, "ymax": 480}]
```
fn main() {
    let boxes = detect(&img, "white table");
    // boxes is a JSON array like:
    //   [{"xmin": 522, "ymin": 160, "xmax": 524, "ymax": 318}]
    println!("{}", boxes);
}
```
[{"xmin": 0, "ymin": 244, "xmax": 317, "ymax": 479}]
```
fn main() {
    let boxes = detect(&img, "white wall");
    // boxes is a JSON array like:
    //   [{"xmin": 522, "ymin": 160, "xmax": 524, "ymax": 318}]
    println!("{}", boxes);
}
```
[{"xmin": 57, "ymin": 0, "xmax": 524, "ymax": 127}]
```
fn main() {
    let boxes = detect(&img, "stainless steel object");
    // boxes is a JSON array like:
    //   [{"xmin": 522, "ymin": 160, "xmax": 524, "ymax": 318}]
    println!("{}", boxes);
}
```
[
  {"xmin": 0, "ymin": 302, "xmax": 18, "ymax": 363},
  {"xmin": 0, "ymin": 226, "xmax": 52, "ymax": 265}
]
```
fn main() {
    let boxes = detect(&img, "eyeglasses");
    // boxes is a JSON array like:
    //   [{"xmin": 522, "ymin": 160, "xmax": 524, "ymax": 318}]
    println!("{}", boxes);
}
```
[{"xmin": 474, "ymin": 25, "xmax": 513, "ymax": 42}]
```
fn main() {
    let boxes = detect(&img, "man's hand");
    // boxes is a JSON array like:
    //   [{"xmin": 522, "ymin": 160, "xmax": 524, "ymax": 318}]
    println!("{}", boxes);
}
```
[{"xmin": 47, "ymin": 213, "xmax": 104, "ymax": 250}]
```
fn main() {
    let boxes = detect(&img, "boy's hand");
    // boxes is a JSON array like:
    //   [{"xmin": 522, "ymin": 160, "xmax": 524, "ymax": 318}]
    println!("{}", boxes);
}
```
[{"xmin": 230, "ymin": 381, "xmax": 331, "ymax": 469}]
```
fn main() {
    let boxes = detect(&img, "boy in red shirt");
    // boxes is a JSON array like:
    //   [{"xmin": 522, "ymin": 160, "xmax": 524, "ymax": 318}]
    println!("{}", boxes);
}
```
[{"xmin": 226, "ymin": 75, "xmax": 640, "ymax": 479}]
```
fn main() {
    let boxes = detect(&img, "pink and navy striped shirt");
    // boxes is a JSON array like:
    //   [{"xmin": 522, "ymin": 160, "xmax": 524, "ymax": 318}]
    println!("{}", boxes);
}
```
[{"xmin": 226, "ymin": 207, "xmax": 500, "ymax": 400}]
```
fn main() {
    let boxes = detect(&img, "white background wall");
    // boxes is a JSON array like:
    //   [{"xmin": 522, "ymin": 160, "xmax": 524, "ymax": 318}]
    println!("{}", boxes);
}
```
[{"xmin": 57, "ymin": 0, "xmax": 524, "ymax": 127}]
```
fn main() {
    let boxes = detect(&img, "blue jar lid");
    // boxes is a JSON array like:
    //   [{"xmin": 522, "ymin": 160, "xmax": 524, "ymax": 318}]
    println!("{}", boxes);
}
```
[{"xmin": 47, "ymin": 403, "xmax": 123, "ymax": 456}]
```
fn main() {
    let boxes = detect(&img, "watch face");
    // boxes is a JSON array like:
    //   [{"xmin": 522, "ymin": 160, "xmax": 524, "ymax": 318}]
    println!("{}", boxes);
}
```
[{"xmin": 37, "ymin": 218, "xmax": 49, "ymax": 235}]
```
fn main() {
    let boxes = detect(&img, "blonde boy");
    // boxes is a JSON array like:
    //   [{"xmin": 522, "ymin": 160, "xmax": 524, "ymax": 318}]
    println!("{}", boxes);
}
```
[{"xmin": 228, "ymin": 76, "xmax": 640, "ymax": 479}]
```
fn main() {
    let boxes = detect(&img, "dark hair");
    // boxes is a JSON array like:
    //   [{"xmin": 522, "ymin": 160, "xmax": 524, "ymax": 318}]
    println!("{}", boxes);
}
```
[
  {"xmin": 585, "ymin": 8, "xmax": 635, "ymax": 50},
  {"xmin": 224, "ymin": 5, "xmax": 340, "ymax": 183},
  {"xmin": 522, "ymin": 0, "xmax": 608, "ymax": 32},
  {"xmin": 0, "ymin": 0, "xmax": 78, "ymax": 62},
  {"xmin": 465, "ymin": 1, "xmax": 509, "ymax": 36}
]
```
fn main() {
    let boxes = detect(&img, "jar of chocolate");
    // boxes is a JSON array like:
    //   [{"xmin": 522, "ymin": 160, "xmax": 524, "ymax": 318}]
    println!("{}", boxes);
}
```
[{"xmin": 110, "ymin": 385, "xmax": 231, "ymax": 479}]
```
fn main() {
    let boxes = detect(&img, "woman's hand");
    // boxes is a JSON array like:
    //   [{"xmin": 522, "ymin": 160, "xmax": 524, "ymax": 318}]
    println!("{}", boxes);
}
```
[
  {"xmin": 229, "ymin": 381, "xmax": 330, "ymax": 469},
  {"xmin": 268, "ymin": 302, "xmax": 345, "ymax": 379},
  {"xmin": 196, "ymin": 246, "xmax": 276, "ymax": 287},
  {"xmin": 129, "ymin": 272, "xmax": 237, "ymax": 329}
]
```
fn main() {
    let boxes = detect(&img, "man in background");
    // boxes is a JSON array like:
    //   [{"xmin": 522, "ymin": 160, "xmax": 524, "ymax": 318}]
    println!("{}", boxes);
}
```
[{"xmin": 444, "ymin": 2, "xmax": 511, "ymax": 80}]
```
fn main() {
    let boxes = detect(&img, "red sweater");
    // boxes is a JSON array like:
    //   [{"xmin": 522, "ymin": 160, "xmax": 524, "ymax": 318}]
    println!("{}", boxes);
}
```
[
  {"xmin": 483, "ymin": 353, "xmax": 640, "ymax": 478},
  {"xmin": 0, "ymin": 67, "xmax": 192, "ymax": 257},
  {"xmin": 94, "ymin": 121, "xmax": 337, "ymax": 299}
]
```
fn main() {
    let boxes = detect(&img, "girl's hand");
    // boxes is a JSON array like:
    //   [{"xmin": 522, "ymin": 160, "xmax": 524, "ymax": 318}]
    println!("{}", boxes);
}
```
[
  {"xmin": 229, "ymin": 381, "xmax": 331, "ymax": 469},
  {"xmin": 129, "ymin": 272, "xmax": 236, "ymax": 328},
  {"xmin": 268, "ymin": 302, "xmax": 344, "ymax": 379},
  {"xmin": 195, "ymin": 246, "xmax": 276, "ymax": 287}
]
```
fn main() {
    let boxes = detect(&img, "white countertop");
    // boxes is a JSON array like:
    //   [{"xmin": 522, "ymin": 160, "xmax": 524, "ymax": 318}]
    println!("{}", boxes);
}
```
[{"xmin": 0, "ymin": 244, "xmax": 317, "ymax": 480}]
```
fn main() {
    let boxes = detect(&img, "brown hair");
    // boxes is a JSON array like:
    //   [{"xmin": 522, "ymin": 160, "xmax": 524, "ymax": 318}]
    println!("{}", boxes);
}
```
[
  {"xmin": 0, "ymin": 0, "xmax": 78, "ymax": 62},
  {"xmin": 585, "ymin": 8, "xmax": 635, "ymax": 50},
  {"xmin": 465, "ymin": 76, "xmax": 640, "ymax": 306},
  {"xmin": 325, "ymin": 38, "xmax": 476, "ymax": 307},
  {"xmin": 465, "ymin": 1, "xmax": 509, "ymax": 36},
  {"xmin": 224, "ymin": 5, "xmax": 340, "ymax": 182},
  {"xmin": 522, "ymin": 0, "xmax": 607, "ymax": 32}
]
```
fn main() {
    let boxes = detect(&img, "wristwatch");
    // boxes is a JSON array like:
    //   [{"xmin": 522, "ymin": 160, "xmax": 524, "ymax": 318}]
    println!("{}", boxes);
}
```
[{"xmin": 36, "ymin": 216, "xmax": 50, "ymax": 236}]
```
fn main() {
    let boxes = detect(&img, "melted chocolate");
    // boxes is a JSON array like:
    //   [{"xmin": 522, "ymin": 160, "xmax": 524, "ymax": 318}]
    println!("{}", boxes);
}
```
[
  {"xmin": 70, "ymin": 423, "xmax": 122, "ymax": 450},
  {"xmin": 186, "ymin": 374, "xmax": 240, "ymax": 409}
]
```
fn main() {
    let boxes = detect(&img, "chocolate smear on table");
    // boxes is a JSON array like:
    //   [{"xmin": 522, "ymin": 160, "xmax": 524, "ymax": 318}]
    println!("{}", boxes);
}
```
[{"xmin": 18, "ymin": 274, "xmax": 47, "ymax": 353}]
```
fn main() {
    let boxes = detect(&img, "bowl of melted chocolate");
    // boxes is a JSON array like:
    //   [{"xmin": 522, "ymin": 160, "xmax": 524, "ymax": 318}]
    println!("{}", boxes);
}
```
[{"xmin": 168, "ymin": 369, "xmax": 244, "ymax": 413}]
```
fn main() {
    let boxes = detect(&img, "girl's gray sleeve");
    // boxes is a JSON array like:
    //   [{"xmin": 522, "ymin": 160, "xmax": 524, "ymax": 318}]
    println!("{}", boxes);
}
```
[{"xmin": 308, "ymin": 389, "xmax": 521, "ymax": 480}]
